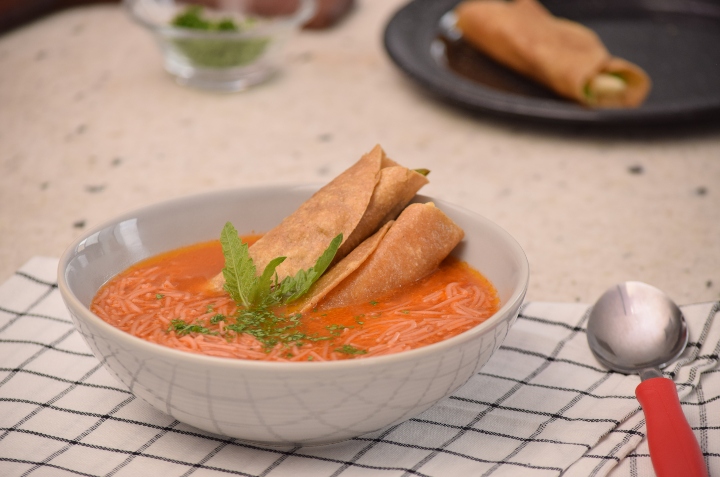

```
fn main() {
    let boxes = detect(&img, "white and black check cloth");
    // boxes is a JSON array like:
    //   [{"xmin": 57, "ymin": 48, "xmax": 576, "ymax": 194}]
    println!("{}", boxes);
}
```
[{"xmin": 1, "ymin": 257, "xmax": 718, "ymax": 477}]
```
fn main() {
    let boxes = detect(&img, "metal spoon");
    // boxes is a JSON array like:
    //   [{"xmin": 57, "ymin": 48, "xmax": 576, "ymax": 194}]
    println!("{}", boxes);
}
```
[{"xmin": 587, "ymin": 281, "xmax": 708, "ymax": 477}]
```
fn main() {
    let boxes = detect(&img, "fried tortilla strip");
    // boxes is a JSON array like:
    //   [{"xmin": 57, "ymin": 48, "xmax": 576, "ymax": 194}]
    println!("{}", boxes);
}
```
[
  {"xmin": 297, "ymin": 221, "xmax": 393, "ymax": 312},
  {"xmin": 209, "ymin": 145, "xmax": 428, "ymax": 290},
  {"xmin": 454, "ymin": 0, "xmax": 651, "ymax": 107},
  {"xmin": 339, "ymin": 156, "xmax": 428, "ymax": 259},
  {"xmin": 311, "ymin": 202, "xmax": 465, "ymax": 311}
]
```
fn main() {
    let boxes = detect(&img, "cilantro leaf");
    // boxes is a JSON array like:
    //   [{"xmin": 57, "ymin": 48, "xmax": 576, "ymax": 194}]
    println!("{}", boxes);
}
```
[
  {"xmin": 335, "ymin": 344, "xmax": 367, "ymax": 355},
  {"xmin": 169, "ymin": 319, "xmax": 216, "ymax": 336}
]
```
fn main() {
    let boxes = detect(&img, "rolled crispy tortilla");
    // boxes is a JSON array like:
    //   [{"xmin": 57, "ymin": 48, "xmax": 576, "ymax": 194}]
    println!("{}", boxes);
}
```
[
  {"xmin": 301, "ymin": 202, "xmax": 465, "ymax": 311},
  {"xmin": 210, "ymin": 145, "xmax": 428, "ymax": 289},
  {"xmin": 339, "ymin": 155, "xmax": 429, "ymax": 259},
  {"xmin": 297, "ymin": 221, "xmax": 394, "ymax": 312},
  {"xmin": 454, "ymin": 0, "xmax": 651, "ymax": 108}
]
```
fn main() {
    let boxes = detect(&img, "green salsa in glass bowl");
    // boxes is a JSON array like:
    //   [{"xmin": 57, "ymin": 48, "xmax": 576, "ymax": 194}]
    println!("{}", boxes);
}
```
[{"xmin": 125, "ymin": 0, "xmax": 315, "ymax": 92}]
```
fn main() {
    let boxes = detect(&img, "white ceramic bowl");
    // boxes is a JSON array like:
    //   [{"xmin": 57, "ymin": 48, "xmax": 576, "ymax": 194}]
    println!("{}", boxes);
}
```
[{"xmin": 58, "ymin": 185, "xmax": 529, "ymax": 446}]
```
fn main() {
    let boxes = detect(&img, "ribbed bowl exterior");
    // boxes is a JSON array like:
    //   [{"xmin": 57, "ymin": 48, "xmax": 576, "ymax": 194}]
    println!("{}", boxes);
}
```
[{"xmin": 59, "ymin": 186, "xmax": 528, "ymax": 445}]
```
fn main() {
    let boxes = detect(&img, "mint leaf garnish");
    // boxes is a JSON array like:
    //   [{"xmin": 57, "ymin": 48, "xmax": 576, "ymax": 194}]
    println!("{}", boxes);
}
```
[
  {"xmin": 220, "ymin": 222, "xmax": 341, "ymax": 309},
  {"xmin": 167, "ymin": 227, "xmax": 343, "ymax": 349},
  {"xmin": 220, "ymin": 222, "xmax": 258, "ymax": 308}
]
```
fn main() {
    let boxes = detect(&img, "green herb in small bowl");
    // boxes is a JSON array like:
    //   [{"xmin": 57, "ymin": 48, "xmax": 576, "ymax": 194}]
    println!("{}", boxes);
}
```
[
  {"xmin": 126, "ymin": 0, "xmax": 314, "ymax": 91},
  {"xmin": 170, "ymin": 6, "xmax": 270, "ymax": 69}
]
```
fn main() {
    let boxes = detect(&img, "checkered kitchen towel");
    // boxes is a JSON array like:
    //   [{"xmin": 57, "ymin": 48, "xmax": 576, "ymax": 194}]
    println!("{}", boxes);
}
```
[{"xmin": 1, "ymin": 257, "xmax": 718, "ymax": 477}]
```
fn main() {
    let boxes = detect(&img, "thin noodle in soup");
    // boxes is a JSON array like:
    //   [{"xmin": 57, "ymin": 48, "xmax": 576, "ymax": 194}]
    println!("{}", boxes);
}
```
[{"xmin": 92, "ymin": 239, "xmax": 499, "ymax": 362}]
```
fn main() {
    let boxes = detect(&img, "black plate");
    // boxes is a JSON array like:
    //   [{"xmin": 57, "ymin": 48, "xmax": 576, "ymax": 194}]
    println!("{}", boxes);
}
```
[{"xmin": 383, "ymin": 0, "xmax": 720, "ymax": 124}]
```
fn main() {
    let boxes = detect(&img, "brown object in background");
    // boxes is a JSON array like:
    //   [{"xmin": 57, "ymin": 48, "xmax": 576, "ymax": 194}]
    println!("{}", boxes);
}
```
[
  {"xmin": 246, "ymin": 0, "xmax": 301, "ymax": 17},
  {"xmin": 248, "ymin": 0, "xmax": 354, "ymax": 29},
  {"xmin": 0, "ymin": 0, "xmax": 119, "ymax": 35},
  {"xmin": 0, "ymin": 0, "xmax": 354, "ymax": 36},
  {"xmin": 303, "ymin": 0, "xmax": 353, "ymax": 29}
]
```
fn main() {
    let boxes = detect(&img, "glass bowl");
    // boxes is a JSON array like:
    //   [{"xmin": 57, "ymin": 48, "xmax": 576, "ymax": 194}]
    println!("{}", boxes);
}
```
[{"xmin": 125, "ymin": 0, "xmax": 316, "ymax": 92}]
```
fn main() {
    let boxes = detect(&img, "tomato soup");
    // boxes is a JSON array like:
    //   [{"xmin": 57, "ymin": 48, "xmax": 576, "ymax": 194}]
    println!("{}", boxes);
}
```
[{"xmin": 91, "ymin": 238, "xmax": 499, "ymax": 362}]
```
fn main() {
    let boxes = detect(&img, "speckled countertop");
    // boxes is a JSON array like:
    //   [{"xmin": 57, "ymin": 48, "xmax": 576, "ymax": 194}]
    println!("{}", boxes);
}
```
[{"xmin": 0, "ymin": 1, "xmax": 718, "ymax": 305}]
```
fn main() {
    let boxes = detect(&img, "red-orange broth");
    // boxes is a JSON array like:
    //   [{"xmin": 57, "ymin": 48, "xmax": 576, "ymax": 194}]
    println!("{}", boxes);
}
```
[{"xmin": 91, "ymin": 237, "xmax": 500, "ymax": 362}]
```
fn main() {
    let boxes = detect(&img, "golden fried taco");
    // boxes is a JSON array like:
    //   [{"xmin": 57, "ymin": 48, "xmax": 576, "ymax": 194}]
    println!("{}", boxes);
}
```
[
  {"xmin": 454, "ymin": 0, "xmax": 651, "ymax": 107},
  {"xmin": 300, "ymin": 202, "xmax": 465, "ymax": 311},
  {"xmin": 209, "ymin": 145, "xmax": 428, "ymax": 289}
]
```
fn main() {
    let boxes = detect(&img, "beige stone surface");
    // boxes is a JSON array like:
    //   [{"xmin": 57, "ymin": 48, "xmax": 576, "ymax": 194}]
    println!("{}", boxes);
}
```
[{"xmin": 0, "ymin": 2, "xmax": 718, "ymax": 305}]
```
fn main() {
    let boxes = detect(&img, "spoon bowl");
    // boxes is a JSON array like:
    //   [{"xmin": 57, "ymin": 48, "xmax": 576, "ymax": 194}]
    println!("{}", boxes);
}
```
[
  {"xmin": 587, "ymin": 281, "xmax": 688, "ymax": 378},
  {"xmin": 587, "ymin": 281, "xmax": 707, "ymax": 477}
]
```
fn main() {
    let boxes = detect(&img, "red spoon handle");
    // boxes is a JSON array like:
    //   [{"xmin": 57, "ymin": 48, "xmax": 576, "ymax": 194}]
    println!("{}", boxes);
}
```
[{"xmin": 635, "ymin": 377, "xmax": 708, "ymax": 477}]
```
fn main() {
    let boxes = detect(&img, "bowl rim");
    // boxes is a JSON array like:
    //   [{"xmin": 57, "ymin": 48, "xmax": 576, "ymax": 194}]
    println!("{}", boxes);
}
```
[
  {"xmin": 58, "ymin": 184, "xmax": 529, "ymax": 372},
  {"xmin": 123, "ymin": 0, "xmax": 316, "ymax": 38}
]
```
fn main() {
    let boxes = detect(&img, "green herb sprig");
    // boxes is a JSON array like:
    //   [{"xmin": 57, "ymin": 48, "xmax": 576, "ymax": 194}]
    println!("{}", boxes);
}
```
[
  {"xmin": 170, "ymin": 6, "xmax": 269, "ymax": 69},
  {"xmin": 211, "ymin": 222, "xmax": 343, "ymax": 349},
  {"xmin": 172, "ymin": 5, "xmax": 239, "ymax": 31},
  {"xmin": 220, "ymin": 222, "xmax": 341, "ymax": 309},
  {"xmin": 169, "ymin": 318, "xmax": 217, "ymax": 336},
  {"xmin": 166, "ymin": 223, "xmax": 342, "ymax": 351}
]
